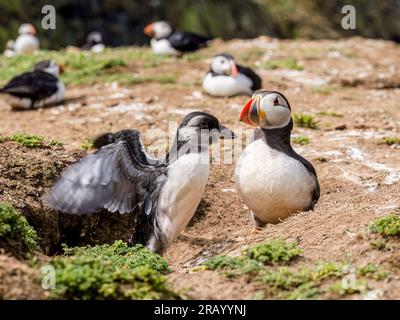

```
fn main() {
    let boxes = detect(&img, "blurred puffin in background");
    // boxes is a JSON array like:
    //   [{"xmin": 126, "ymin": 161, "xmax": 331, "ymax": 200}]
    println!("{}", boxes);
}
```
[
  {"xmin": 3, "ymin": 40, "xmax": 16, "ymax": 57},
  {"xmin": 14, "ymin": 23, "xmax": 39, "ymax": 55},
  {"xmin": 144, "ymin": 21, "xmax": 211, "ymax": 56},
  {"xmin": 81, "ymin": 31, "xmax": 105, "ymax": 53},
  {"xmin": 203, "ymin": 54, "xmax": 262, "ymax": 97},
  {"xmin": 0, "ymin": 60, "xmax": 65, "ymax": 110},
  {"xmin": 235, "ymin": 91, "xmax": 320, "ymax": 228}
]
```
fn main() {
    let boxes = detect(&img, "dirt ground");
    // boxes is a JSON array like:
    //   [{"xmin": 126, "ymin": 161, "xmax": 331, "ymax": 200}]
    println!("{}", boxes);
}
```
[{"xmin": 0, "ymin": 37, "xmax": 399, "ymax": 299}]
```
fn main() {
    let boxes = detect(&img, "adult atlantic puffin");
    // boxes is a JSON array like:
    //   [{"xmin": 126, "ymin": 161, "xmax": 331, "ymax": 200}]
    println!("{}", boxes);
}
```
[
  {"xmin": 45, "ymin": 112, "xmax": 235, "ymax": 254},
  {"xmin": 235, "ymin": 91, "xmax": 320, "ymax": 227},
  {"xmin": 81, "ymin": 32, "xmax": 105, "ymax": 53},
  {"xmin": 144, "ymin": 21, "xmax": 211, "ymax": 56},
  {"xmin": 14, "ymin": 23, "xmax": 39, "ymax": 55},
  {"xmin": 0, "ymin": 60, "xmax": 65, "ymax": 110},
  {"xmin": 203, "ymin": 53, "xmax": 262, "ymax": 97}
]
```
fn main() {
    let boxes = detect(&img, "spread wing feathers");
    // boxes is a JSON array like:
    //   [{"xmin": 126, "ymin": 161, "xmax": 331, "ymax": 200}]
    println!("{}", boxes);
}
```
[
  {"xmin": 168, "ymin": 31, "xmax": 210, "ymax": 52},
  {"xmin": 93, "ymin": 129, "xmax": 163, "ymax": 166},
  {"xmin": 45, "ymin": 141, "xmax": 166, "ymax": 215},
  {"xmin": 237, "ymin": 65, "xmax": 262, "ymax": 91},
  {"xmin": 0, "ymin": 71, "xmax": 58, "ymax": 99}
]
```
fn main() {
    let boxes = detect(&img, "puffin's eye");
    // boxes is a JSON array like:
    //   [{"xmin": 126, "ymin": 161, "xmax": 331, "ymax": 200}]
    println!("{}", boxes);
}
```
[
  {"xmin": 273, "ymin": 97, "xmax": 280, "ymax": 106},
  {"xmin": 200, "ymin": 121, "xmax": 208, "ymax": 129}
]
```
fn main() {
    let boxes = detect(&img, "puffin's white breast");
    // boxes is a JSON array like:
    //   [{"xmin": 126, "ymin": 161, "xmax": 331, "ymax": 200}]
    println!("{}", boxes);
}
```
[
  {"xmin": 150, "ymin": 38, "xmax": 180, "ymax": 56},
  {"xmin": 202, "ymin": 73, "xmax": 253, "ymax": 97},
  {"xmin": 152, "ymin": 151, "xmax": 210, "ymax": 249},
  {"xmin": 14, "ymin": 35, "xmax": 39, "ymax": 54},
  {"xmin": 235, "ymin": 139, "xmax": 316, "ymax": 223}
]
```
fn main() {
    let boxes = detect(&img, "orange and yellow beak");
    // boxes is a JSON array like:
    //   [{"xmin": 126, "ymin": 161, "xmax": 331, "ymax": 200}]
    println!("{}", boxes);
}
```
[
  {"xmin": 144, "ymin": 23, "xmax": 155, "ymax": 37},
  {"xmin": 227, "ymin": 61, "xmax": 239, "ymax": 77},
  {"xmin": 29, "ymin": 25, "xmax": 37, "ymax": 35},
  {"xmin": 239, "ymin": 97, "xmax": 265, "ymax": 126}
]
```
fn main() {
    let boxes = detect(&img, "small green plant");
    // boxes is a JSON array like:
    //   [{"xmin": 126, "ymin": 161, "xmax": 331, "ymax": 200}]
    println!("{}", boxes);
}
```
[
  {"xmin": 80, "ymin": 139, "xmax": 95, "ymax": 151},
  {"xmin": 369, "ymin": 214, "xmax": 400, "ymax": 237},
  {"xmin": 49, "ymin": 139, "xmax": 64, "ymax": 147},
  {"xmin": 292, "ymin": 136, "xmax": 310, "ymax": 145},
  {"xmin": 51, "ymin": 241, "xmax": 178, "ymax": 300},
  {"xmin": 8, "ymin": 133, "xmax": 44, "ymax": 148},
  {"xmin": 0, "ymin": 203, "xmax": 38, "ymax": 251},
  {"xmin": 369, "ymin": 240, "xmax": 392, "ymax": 251},
  {"xmin": 379, "ymin": 137, "xmax": 400, "ymax": 146},
  {"xmin": 244, "ymin": 239, "xmax": 302, "ymax": 264},
  {"xmin": 293, "ymin": 113, "xmax": 319, "ymax": 129},
  {"xmin": 259, "ymin": 58, "xmax": 303, "ymax": 71}
]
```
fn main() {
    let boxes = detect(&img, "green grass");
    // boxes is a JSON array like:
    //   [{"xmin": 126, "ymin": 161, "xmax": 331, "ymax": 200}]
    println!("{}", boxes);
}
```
[
  {"xmin": 292, "ymin": 135, "xmax": 310, "ymax": 145},
  {"xmin": 0, "ymin": 132, "xmax": 63, "ymax": 148},
  {"xmin": 293, "ymin": 113, "xmax": 319, "ymax": 129},
  {"xmin": 379, "ymin": 137, "xmax": 400, "ymax": 146},
  {"xmin": 316, "ymin": 110, "xmax": 343, "ymax": 117},
  {"xmin": 239, "ymin": 48, "xmax": 265, "ymax": 62},
  {"xmin": 50, "ymin": 240, "xmax": 179, "ymax": 300},
  {"xmin": 259, "ymin": 58, "xmax": 304, "ymax": 71},
  {"xmin": 369, "ymin": 214, "xmax": 400, "ymax": 237},
  {"xmin": 0, "ymin": 48, "xmax": 175, "ymax": 86},
  {"xmin": 203, "ymin": 240, "xmax": 389, "ymax": 299},
  {"xmin": 0, "ymin": 202, "xmax": 38, "ymax": 251}
]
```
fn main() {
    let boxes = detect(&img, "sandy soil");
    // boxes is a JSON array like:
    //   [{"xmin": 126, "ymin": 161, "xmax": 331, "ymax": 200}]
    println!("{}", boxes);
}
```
[{"xmin": 0, "ymin": 36, "xmax": 399, "ymax": 299}]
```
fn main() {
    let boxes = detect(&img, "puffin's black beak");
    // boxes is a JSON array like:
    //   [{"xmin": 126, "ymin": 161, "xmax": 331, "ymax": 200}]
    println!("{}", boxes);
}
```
[{"xmin": 219, "ymin": 125, "xmax": 236, "ymax": 139}]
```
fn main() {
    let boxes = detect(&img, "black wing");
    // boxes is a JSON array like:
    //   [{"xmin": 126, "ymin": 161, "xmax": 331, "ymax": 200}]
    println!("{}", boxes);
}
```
[
  {"xmin": 0, "ymin": 71, "xmax": 58, "ymax": 100},
  {"xmin": 237, "ymin": 64, "xmax": 262, "ymax": 91},
  {"xmin": 93, "ymin": 129, "xmax": 163, "ymax": 166},
  {"xmin": 45, "ymin": 141, "xmax": 167, "ymax": 215},
  {"xmin": 168, "ymin": 30, "xmax": 211, "ymax": 52}
]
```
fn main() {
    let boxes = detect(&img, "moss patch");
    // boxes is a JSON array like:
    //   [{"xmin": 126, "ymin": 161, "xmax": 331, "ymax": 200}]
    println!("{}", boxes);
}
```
[
  {"xmin": 0, "ymin": 133, "xmax": 63, "ymax": 149},
  {"xmin": 0, "ymin": 203, "xmax": 38, "ymax": 252},
  {"xmin": 203, "ymin": 240, "xmax": 389, "ymax": 299},
  {"xmin": 50, "ymin": 240, "xmax": 180, "ymax": 300},
  {"xmin": 369, "ymin": 214, "xmax": 400, "ymax": 237},
  {"xmin": 379, "ymin": 137, "xmax": 400, "ymax": 146}
]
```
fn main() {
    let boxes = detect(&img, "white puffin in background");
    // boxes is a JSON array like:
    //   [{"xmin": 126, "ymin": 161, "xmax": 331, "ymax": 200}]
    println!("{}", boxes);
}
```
[
  {"xmin": 203, "ymin": 54, "xmax": 262, "ymax": 97},
  {"xmin": 0, "ymin": 60, "xmax": 65, "ymax": 110},
  {"xmin": 3, "ymin": 40, "xmax": 16, "ymax": 57},
  {"xmin": 235, "ymin": 90, "xmax": 320, "ymax": 228},
  {"xmin": 14, "ymin": 23, "xmax": 39, "ymax": 55},
  {"xmin": 144, "ymin": 20, "xmax": 211, "ymax": 56},
  {"xmin": 81, "ymin": 31, "xmax": 106, "ymax": 53}
]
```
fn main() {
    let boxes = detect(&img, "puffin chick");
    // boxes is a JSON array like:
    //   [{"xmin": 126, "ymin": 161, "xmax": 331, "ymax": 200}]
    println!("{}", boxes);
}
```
[
  {"xmin": 203, "ymin": 53, "xmax": 262, "ymax": 97},
  {"xmin": 235, "ymin": 91, "xmax": 320, "ymax": 227},
  {"xmin": 14, "ymin": 23, "xmax": 39, "ymax": 55},
  {"xmin": 144, "ymin": 21, "xmax": 211, "ymax": 56},
  {"xmin": 45, "ymin": 112, "xmax": 235, "ymax": 254},
  {"xmin": 0, "ymin": 60, "xmax": 65, "ymax": 110}
]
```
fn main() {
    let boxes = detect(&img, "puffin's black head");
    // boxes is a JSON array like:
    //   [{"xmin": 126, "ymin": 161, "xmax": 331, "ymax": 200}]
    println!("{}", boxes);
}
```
[
  {"xmin": 87, "ymin": 31, "xmax": 103, "ymax": 44},
  {"xmin": 178, "ymin": 111, "xmax": 236, "ymax": 145},
  {"xmin": 240, "ymin": 90, "xmax": 292, "ymax": 129},
  {"xmin": 211, "ymin": 53, "xmax": 238, "ymax": 77},
  {"xmin": 144, "ymin": 21, "xmax": 173, "ymax": 39},
  {"xmin": 34, "ymin": 60, "xmax": 64, "ymax": 77}
]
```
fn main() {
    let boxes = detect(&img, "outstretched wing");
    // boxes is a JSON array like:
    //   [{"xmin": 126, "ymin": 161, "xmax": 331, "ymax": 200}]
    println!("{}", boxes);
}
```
[
  {"xmin": 168, "ymin": 31, "xmax": 210, "ymax": 52},
  {"xmin": 237, "ymin": 64, "xmax": 262, "ymax": 91},
  {"xmin": 93, "ymin": 129, "xmax": 164, "ymax": 166},
  {"xmin": 0, "ymin": 71, "xmax": 58, "ymax": 100},
  {"xmin": 45, "ymin": 141, "xmax": 167, "ymax": 215}
]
